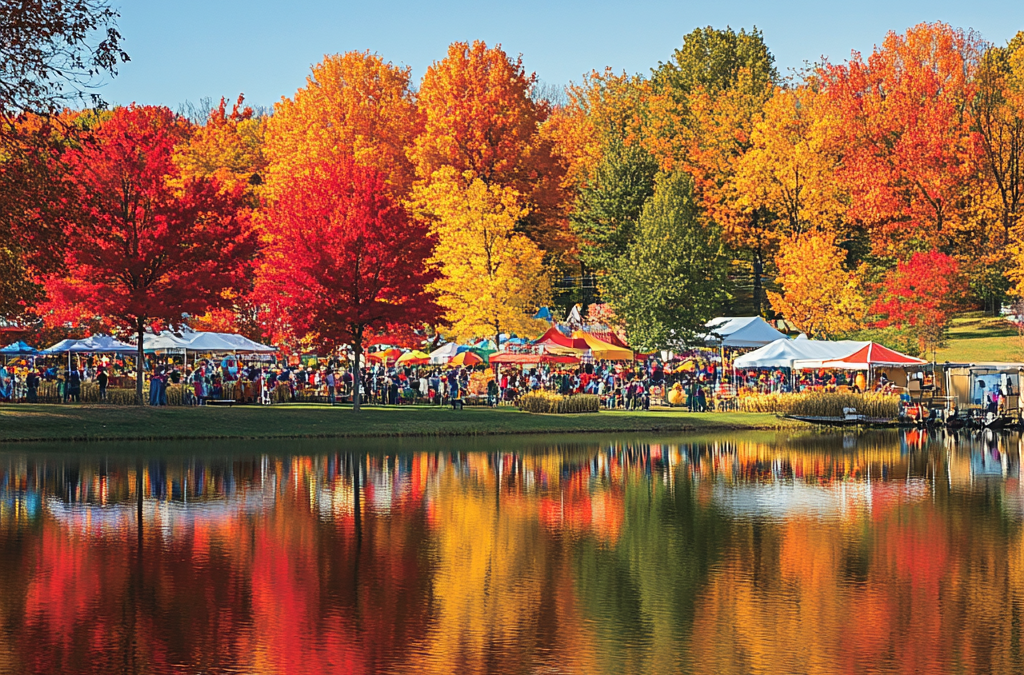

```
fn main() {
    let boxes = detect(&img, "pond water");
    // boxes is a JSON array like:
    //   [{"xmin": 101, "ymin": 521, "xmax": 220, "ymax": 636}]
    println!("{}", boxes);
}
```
[{"xmin": 0, "ymin": 429, "xmax": 1023, "ymax": 674}]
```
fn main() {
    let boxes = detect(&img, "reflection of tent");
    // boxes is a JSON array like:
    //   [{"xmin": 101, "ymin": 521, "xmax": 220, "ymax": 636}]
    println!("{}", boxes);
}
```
[
  {"xmin": 704, "ymin": 317, "xmax": 787, "ymax": 348},
  {"xmin": 449, "ymin": 351, "xmax": 483, "ymax": 367},
  {"xmin": 733, "ymin": 338, "xmax": 868, "ymax": 370},
  {"xmin": 0, "ymin": 341, "xmax": 38, "ymax": 356},
  {"xmin": 818, "ymin": 343, "xmax": 926, "ymax": 370},
  {"xmin": 429, "ymin": 343, "xmax": 460, "ymax": 364},
  {"xmin": 572, "ymin": 331, "xmax": 633, "ymax": 360}
]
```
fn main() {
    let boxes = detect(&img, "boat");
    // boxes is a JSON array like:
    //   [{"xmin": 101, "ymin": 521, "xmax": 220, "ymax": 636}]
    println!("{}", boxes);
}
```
[{"xmin": 785, "ymin": 414, "xmax": 897, "ymax": 428}]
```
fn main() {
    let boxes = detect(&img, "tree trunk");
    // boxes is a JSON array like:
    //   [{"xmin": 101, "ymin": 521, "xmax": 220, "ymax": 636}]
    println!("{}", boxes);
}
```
[
  {"xmin": 351, "ymin": 326, "xmax": 363, "ymax": 412},
  {"xmin": 136, "ymin": 319, "xmax": 145, "ymax": 406},
  {"xmin": 752, "ymin": 252, "xmax": 764, "ymax": 317},
  {"xmin": 580, "ymin": 261, "xmax": 589, "ymax": 313}
]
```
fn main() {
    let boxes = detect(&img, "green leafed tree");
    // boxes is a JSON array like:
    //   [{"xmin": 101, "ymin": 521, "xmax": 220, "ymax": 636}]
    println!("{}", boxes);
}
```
[
  {"xmin": 570, "ymin": 135, "xmax": 659, "ymax": 276},
  {"xmin": 605, "ymin": 172, "xmax": 729, "ymax": 351},
  {"xmin": 650, "ymin": 25, "xmax": 777, "ymax": 141}
]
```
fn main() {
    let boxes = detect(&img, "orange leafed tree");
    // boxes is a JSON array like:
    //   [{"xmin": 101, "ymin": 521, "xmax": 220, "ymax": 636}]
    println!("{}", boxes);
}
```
[
  {"xmin": 264, "ymin": 51, "xmax": 420, "ymax": 198},
  {"xmin": 818, "ymin": 22, "xmax": 984, "ymax": 257},
  {"xmin": 411, "ymin": 41, "xmax": 568, "ymax": 255},
  {"xmin": 544, "ymin": 68, "xmax": 651, "ymax": 192}
]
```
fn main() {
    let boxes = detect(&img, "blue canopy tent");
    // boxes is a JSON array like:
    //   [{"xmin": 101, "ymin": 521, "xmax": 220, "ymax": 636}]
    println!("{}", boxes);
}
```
[{"xmin": 0, "ymin": 341, "xmax": 38, "ymax": 356}]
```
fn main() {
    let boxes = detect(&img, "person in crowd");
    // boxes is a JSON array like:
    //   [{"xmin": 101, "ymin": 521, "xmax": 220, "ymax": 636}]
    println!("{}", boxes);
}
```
[
  {"xmin": 487, "ymin": 377, "xmax": 499, "ymax": 407},
  {"xmin": 67, "ymin": 367, "xmax": 81, "ymax": 403},
  {"xmin": 97, "ymin": 367, "xmax": 108, "ymax": 402},
  {"xmin": 26, "ymin": 368, "xmax": 39, "ymax": 403}
]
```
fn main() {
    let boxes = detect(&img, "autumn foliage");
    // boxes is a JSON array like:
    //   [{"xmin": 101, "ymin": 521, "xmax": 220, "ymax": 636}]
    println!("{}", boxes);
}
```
[
  {"xmin": 38, "ymin": 105, "xmax": 255, "ymax": 401},
  {"xmin": 768, "ymin": 232, "xmax": 865, "ymax": 338},
  {"xmin": 264, "ymin": 52, "xmax": 420, "ymax": 197},
  {"xmin": 8, "ymin": 23, "xmax": 1024, "ymax": 357},
  {"xmin": 869, "ymin": 251, "xmax": 965, "ymax": 352},
  {"xmin": 254, "ymin": 157, "xmax": 438, "ymax": 408}
]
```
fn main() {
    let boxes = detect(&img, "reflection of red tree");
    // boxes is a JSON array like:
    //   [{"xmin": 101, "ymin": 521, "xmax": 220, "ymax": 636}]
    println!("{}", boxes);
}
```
[
  {"xmin": 249, "ymin": 523, "xmax": 364, "ymax": 674},
  {"xmin": 20, "ymin": 525, "xmax": 132, "ymax": 673},
  {"xmin": 538, "ymin": 471, "xmax": 624, "ymax": 543}
]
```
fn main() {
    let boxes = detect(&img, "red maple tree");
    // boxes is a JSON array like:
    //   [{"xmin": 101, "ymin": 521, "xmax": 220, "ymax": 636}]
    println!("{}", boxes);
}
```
[
  {"xmin": 255, "ymin": 157, "xmax": 439, "ymax": 410},
  {"xmin": 869, "ymin": 251, "xmax": 965, "ymax": 353},
  {"xmin": 38, "ymin": 105, "xmax": 255, "ymax": 403}
]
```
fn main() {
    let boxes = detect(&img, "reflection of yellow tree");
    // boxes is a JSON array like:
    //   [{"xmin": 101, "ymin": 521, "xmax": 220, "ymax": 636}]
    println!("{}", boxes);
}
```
[{"xmin": 414, "ymin": 455, "xmax": 600, "ymax": 675}]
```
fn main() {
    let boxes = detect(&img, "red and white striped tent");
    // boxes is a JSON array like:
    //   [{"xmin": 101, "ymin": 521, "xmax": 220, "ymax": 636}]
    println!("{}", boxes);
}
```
[{"xmin": 819, "ymin": 343, "xmax": 926, "ymax": 370}]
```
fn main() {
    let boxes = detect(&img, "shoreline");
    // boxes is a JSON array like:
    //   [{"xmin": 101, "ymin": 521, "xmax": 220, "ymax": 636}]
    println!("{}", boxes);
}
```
[{"xmin": 0, "ymin": 404, "xmax": 805, "ymax": 444}]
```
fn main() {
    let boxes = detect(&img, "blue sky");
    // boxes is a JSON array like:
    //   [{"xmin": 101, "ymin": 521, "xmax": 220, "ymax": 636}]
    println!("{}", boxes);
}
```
[{"xmin": 102, "ymin": 0, "xmax": 1024, "ymax": 109}]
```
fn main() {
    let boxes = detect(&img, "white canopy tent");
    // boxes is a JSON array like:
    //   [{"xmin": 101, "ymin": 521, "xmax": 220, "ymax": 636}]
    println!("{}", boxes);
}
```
[
  {"xmin": 429, "ymin": 343, "xmax": 459, "ymax": 364},
  {"xmin": 41, "ymin": 338, "xmax": 81, "ymax": 354},
  {"xmin": 43, "ymin": 335, "xmax": 136, "ymax": 354},
  {"xmin": 704, "ymin": 317, "xmax": 787, "ymax": 349},
  {"xmin": 142, "ymin": 330, "xmax": 275, "ymax": 355},
  {"xmin": 733, "ymin": 338, "xmax": 869, "ymax": 370},
  {"xmin": 143, "ymin": 331, "xmax": 191, "ymax": 352},
  {"xmin": 73, "ymin": 335, "xmax": 137, "ymax": 353}
]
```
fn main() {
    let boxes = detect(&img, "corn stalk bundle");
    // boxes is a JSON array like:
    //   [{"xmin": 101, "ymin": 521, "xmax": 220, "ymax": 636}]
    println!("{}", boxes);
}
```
[
  {"xmin": 518, "ymin": 391, "xmax": 600, "ymax": 414},
  {"xmin": 739, "ymin": 392, "xmax": 899, "ymax": 418}
]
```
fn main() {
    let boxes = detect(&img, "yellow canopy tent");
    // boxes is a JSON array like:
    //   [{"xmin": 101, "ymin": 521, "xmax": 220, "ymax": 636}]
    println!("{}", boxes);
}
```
[
  {"xmin": 571, "ymin": 331, "xmax": 633, "ymax": 360},
  {"xmin": 396, "ymin": 350, "xmax": 430, "ymax": 365}
]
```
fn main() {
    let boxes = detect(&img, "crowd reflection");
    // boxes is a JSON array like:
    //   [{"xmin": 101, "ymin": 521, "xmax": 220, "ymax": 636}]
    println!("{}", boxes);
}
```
[{"xmin": 1, "ymin": 430, "xmax": 1023, "ymax": 674}]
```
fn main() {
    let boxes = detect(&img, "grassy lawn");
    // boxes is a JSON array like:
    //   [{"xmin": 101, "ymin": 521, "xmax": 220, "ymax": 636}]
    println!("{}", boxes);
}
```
[
  {"xmin": 0, "ymin": 403, "xmax": 799, "ymax": 443},
  {"xmin": 935, "ymin": 314, "xmax": 1022, "ymax": 364}
]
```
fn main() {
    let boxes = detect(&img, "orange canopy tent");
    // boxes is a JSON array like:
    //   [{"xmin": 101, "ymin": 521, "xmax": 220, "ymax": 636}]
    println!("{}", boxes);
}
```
[
  {"xmin": 449, "ymin": 351, "xmax": 483, "ymax": 366},
  {"xmin": 818, "ymin": 343, "xmax": 925, "ymax": 370},
  {"xmin": 367, "ymin": 348, "xmax": 403, "ymax": 363}
]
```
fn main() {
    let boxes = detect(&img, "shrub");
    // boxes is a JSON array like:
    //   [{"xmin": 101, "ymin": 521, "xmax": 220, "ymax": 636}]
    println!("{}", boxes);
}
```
[
  {"xmin": 518, "ymin": 391, "xmax": 600, "ymax": 414},
  {"xmin": 739, "ymin": 392, "xmax": 899, "ymax": 418}
]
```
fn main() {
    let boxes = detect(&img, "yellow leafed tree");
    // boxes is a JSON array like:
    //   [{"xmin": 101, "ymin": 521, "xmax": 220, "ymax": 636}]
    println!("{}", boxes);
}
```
[
  {"xmin": 421, "ymin": 169, "xmax": 551, "ymax": 345},
  {"xmin": 768, "ymin": 231, "xmax": 865, "ymax": 338},
  {"xmin": 733, "ymin": 85, "xmax": 847, "ymax": 235},
  {"xmin": 174, "ymin": 95, "xmax": 267, "ymax": 195}
]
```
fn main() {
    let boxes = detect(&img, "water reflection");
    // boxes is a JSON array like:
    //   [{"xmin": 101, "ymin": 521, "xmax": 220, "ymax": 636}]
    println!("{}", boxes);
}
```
[{"xmin": 1, "ymin": 430, "xmax": 1023, "ymax": 674}]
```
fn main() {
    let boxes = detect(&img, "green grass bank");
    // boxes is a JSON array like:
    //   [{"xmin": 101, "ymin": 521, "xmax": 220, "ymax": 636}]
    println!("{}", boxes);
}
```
[
  {"xmin": 936, "ymin": 314, "xmax": 1022, "ymax": 363},
  {"xmin": 0, "ymin": 404, "xmax": 801, "ymax": 444}
]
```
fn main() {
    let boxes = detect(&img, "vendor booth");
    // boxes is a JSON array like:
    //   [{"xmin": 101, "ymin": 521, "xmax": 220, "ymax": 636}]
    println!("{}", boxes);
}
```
[
  {"xmin": 733, "ymin": 338, "xmax": 869, "ymax": 370},
  {"xmin": 704, "ymin": 317, "xmax": 787, "ymax": 348}
]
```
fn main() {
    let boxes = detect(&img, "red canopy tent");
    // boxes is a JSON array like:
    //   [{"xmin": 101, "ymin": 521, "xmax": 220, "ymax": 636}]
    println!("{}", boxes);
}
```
[
  {"xmin": 491, "ymin": 353, "xmax": 581, "ymax": 365},
  {"xmin": 532, "ymin": 326, "xmax": 587, "ymax": 350},
  {"xmin": 819, "ymin": 343, "xmax": 925, "ymax": 370}
]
